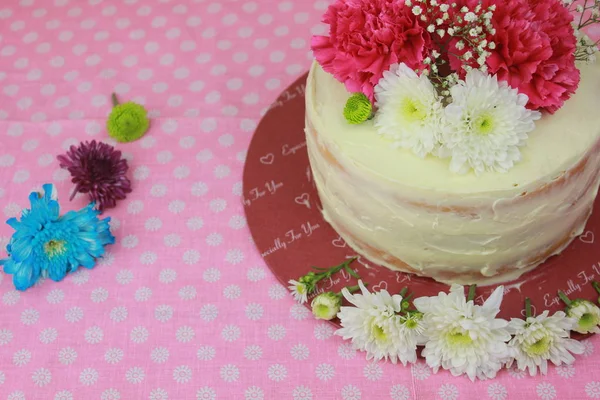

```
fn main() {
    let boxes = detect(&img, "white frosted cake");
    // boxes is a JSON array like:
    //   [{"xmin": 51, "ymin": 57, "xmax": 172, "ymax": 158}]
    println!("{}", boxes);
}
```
[
  {"xmin": 305, "ymin": 61, "xmax": 600, "ymax": 284},
  {"xmin": 305, "ymin": 0, "xmax": 600, "ymax": 285}
]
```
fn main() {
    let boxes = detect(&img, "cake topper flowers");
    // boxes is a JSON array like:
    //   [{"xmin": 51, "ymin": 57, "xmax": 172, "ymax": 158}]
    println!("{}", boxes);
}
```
[
  {"xmin": 313, "ymin": 0, "xmax": 599, "ymax": 175},
  {"xmin": 57, "ymin": 140, "xmax": 132, "ymax": 212},
  {"xmin": 0, "ymin": 184, "xmax": 115, "ymax": 291}
]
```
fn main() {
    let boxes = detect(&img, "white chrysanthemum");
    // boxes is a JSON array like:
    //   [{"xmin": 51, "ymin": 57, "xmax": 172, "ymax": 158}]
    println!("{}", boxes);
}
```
[
  {"xmin": 567, "ymin": 300, "xmax": 600, "ymax": 334},
  {"xmin": 438, "ymin": 69, "xmax": 541, "ymax": 175},
  {"xmin": 288, "ymin": 279, "xmax": 308, "ymax": 304},
  {"xmin": 507, "ymin": 310, "xmax": 585, "ymax": 376},
  {"xmin": 413, "ymin": 284, "xmax": 510, "ymax": 381},
  {"xmin": 336, "ymin": 281, "xmax": 426, "ymax": 365},
  {"xmin": 374, "ymin": 63, "xmax": 443, "ymax": 158}
]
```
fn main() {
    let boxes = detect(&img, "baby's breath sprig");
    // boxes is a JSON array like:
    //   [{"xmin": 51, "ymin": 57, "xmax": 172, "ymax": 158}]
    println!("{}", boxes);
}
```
[
  {"xmin": 408, "ymin": 0, "xmax": 496, "ymax": 102},
  {"xmin": 564, "ymin": 0, "xmax": 600, "ymax": 63}
]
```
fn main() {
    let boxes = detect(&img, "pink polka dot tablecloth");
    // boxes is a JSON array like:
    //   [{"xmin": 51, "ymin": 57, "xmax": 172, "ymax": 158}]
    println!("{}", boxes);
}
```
[{"xmin": 1, "ymin": 1, "xmax": 600, "ymax": 399}]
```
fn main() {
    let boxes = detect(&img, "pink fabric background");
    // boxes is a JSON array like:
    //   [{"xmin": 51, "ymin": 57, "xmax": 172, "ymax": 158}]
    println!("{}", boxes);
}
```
[{"xmin": 1, "ymin": 0, "xmax": 600, "ymax": 399}]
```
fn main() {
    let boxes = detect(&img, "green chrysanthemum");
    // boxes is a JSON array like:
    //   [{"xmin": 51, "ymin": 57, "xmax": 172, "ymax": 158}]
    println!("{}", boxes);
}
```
[
  {"xmin": 107, "ymin": 94, "xmax": 150, "ymax": 143},
  {"xmin": 344, "ymin": 93, "xmax": 372, "ymax": 125}
]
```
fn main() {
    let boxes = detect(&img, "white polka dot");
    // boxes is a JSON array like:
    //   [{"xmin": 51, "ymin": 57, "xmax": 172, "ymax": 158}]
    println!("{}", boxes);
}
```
[
  {"xmin": 11, "ymin": 20, "xmax": 25, "ymax": 31},
  {"xmin": 270, "ymin": 51, "xmax": 285, "ymax": 63},
  {"xmin": 258, "ymin": 14, "xmax": 273, "ymax": 24},
  {"xmin": 202, "ymin": 27, "xmax": 216, "ymax": 38},
  {"xmin": 129, "ymin": 29, "xmax": 145, "ymax": 40},
  {"xmin": 233, "ymin": 52, "xmax": 248, "ymax": 63},
  {"xmin": 242, "ymin": 2, "xmax": 257, "ymax": 12},
  {"xmin": 77, "ymin": 82, "xmax": 92, "ymax": 92},
  {"xmin": 31, "ymin": 112, "xmax": 46, "ymax": 122},
  {"xmin": 211, "ymin": 65, "xmax": 227, "ymax": 76},
  {"xmin": 50, "ymin": 56, "xmax": 65, "ymax": 67},
  {"xmin": 294, "ymin": 12, "xmax": 309, "ymax": 23},
  {"xmin": 286, "ymin": 64, "xmax": 303, "ymax": 75},
  {"xmin": 55, "ymin": 96, "xmax": 70, "ymax": 108},
  {"xmin": 226, "ymin": 78, "xmax": 243, "ymax": 90},
  {"xmin": 168, "ymin": 95, "xmax": 182, "ymax": 107},
  {"xmin": 138, "ymin": 69, "xmax": 153, "ymax": 80},
  {"xmin": 174, "ymin": 67, "xmax": 189, "ymax": 79},
  {"xmin": 80, "ymin": 19, "xmax": 96, "ymax": 29},
  {"xmin": 291, "ymin": 38, "xmax": 306, "ymax": 49},
  {"xmin": 64, "ymin": 70, "xmax": 79, "ymax": 81},
  {"xmin": 196, "ymin": 53, "xmax": 211, "ymax": 64},
  {"xmin": 243, "ymin": 93, "xmax": 259, "ymax": 105},
  {"xmin": 17, "ymin": 97, "xmax": 33, "ymax": 110},
  {"xmin": 166, "ymin": 27, "xmax": 181, "ymax": 39},
  {"xmin": 207, "ymin": 3, "xmax": 222, "ymax": 13},
  {"xmin": 205, "ymin": 91, "xmax": 221, "ymax": 104},
  {"xmin": 47, "ymin": 122, "xmax": 62, "ymax": 136},
  {"xmin": 160, "ymin": 53, "xmax": 175, "ymax": 65},
  {"xmin": 3, "ymin": 84, "xmax": 19, "ymax": 97},
  {"xmin": 274, "ymin": 26, "xmax": 289, "ymax": 36},
  {"xmin": 153, "ymin": 82, "xmax": 169, "ymax": 93},
  {"xmin": 22, "ymin": 32, "xmax": 38, "ymax": 43},
  {"xmin": 36, "ymin": 42, "xmax": 51, "ymax": 54},
  {"xmin": 101, "ymin": 69, "xmax": 117, "ymax": 80},
  {"xmin": 45, "ymin": 20, "xmax": 60, "ymax": 29},
  {"xmin": 13, "ymin": 170, "xmax": 30, "ymax": 183},
  {"xmin": 8, "ymin": 124, "xmax": 23, "ymax": 137},
  {"xmin": 222, "ymin": 105, "xmax": 238, "ymax": 116},
  {"xmin": 123, "ymin": 55, "xmax": 138, "ymax": 67},
  {"xmin": 279, "ymin": 1, "xmax": 293, "ymax": 11},
  {"xmin": 102, "ymin": 5, "xmax": 116, "ymax": 16},
  {"xmin": 189, "ymin": 80, "xmax": 205, "ymax": 92},
  {"xmin": 108, "ymin": 42, "xmax": 123, "ymax": 53},
  {"xmin": 94, "ymin": 31, "xmax": 110, "ymax": 41},
  {"xmin": 217, "ymin": 40, "xmax": 232, "ymax": 50},
  {"xmin": 187, "ymin": 16, "xmax": 202, "ymax": 26},
  {"xmin": 179, "ymin": 136, "xmax": 195, "ymax": 149},
  {"xmin": 173, "ymin": 4, "xmax": 187, "ymax": 14},
  {"xmin": 68, "ymin": 7, "xmax": 82, "ymax": 17},
  {"xmin": 137, "ymin": 5, "xmax": 152, "ymax": 16},
  {"xmin": 254, "ymin": 38, "xmax": 269, "ymax": 49},
  {"xmin": 180, "ymin": 40, "xmax": 196, "ymax": 52},
  {"xmin": 115, "ymin": 18, "xmax": 130, "ymax": 29},
  {"xmin": 145, "ymin": 41, "xmax": 159, "ymax": 54},
  {"xmin": 72, "ymin": 44, "xmax": 87, "ymax": 56},
  {"xmin": 201, "ymin": 118, "xmax": 217, "ymax": 132},
  {"xmin": 85, "ymin": 54, "xmax": 102, "ymax": 66},
  {"xmin": 1, "ymin": 45, "xmax": 16, "ymax": 56},
  {"xmin": 151, "ymin": 16, "xmax": 167, "ymax": 27}
]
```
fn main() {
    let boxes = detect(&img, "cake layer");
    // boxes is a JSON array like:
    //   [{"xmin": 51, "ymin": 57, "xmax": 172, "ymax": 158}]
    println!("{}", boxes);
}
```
[{"xmin": 305, "ymin": 61, "xmax": 600, "ymax": 285}]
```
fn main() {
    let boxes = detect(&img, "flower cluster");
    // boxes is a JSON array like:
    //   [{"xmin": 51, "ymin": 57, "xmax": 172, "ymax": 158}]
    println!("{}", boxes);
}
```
[
  {"xmin": 374, "ymin": 63, "xmax": 540, "ymax": 174},
  {"xmin": 565, "ymin": 0, "xmax": 600, "ymax": 64},
  {"xmin": 0, "ymin": 184, "xmax": 115, "ymax": 291},
  {"xmin": 315, "ymin": 0, "xmax": 599, "ymax": 173},
  {"xmin": 288, "ymin": 264, "xmax": 600, "ymax": 381}
]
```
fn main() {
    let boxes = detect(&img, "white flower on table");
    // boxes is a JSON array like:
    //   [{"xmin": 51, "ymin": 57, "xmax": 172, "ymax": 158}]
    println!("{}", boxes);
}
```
[
  {"xmin": 565, "ymin": 299, "xmax": 600, "ymax": 334},
  {"xmin": 374, "ymin": 63, "xmax": 443, "ymax": 158},
  {"xmin": 413, "ymin": 284, "xmax": 510, "ymax": 381},
  {"xmin": 288, "ymin": 279, "xmax": 308, "ymax": 303},
  {"xmin": 506, "ymin": 310, "xmax": 584, "ymax": 376},
  {"xmin": 438, "ymin": 69, "xmax": 540, "ymax": 175},
  {"xmin": 336, "ymin": 280, "xmax": 426, "ymax": 366}
]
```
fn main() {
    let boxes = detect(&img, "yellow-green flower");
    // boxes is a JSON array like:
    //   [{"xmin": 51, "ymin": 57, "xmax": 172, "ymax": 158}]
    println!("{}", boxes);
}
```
[
  {"xmin": 344, "ymin": 93, "xmax": 372, "ymax": 125},
  {"xmin": 107, "ymin": 94, "xmax": 150, "ymax": 142}
]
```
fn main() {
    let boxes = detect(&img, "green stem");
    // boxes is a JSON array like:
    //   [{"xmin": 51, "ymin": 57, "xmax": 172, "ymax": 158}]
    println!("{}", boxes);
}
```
[
  {"xmin": 467, "ymin": 284, "xmax": 477, "ymax": 302},
  {"xmin": 592, "ymin": 281, "xmax": 600, "ymax": 296},
  {"xmin": 525, "ymin": 297, "xmax": 532, "ymax": 319},
  {"xmin": 111, "ymin": 93, "xmax": 119, "ymax": 107},
  {"xmin": 557, "ymin": 291, "xmax": 572, "ymax": 307},
  {"xmin": 399, "ymin": 287, "xmax": 408, "ymax": 297}
]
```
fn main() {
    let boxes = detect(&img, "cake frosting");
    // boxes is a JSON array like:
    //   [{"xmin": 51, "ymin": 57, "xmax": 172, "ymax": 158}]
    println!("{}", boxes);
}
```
[{"xmin": 305, "ymin": 61, "xmax": 600, "ymax": 285}]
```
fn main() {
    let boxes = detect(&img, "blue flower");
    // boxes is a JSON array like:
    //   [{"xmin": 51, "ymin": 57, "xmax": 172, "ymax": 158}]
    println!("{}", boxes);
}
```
[{"xmin": 0, "ymin": 184, "xmax": 115, "ymax": 291}]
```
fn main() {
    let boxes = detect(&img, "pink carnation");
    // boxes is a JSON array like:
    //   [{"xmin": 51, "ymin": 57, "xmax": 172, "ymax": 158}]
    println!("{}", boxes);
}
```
[
  {"xmin": 311, "ymin": 0, "xmax": 428, "ymax": 101},
  {"xmin": 478, "ymin": 0, "xmax": 579, "ymax": 113}
]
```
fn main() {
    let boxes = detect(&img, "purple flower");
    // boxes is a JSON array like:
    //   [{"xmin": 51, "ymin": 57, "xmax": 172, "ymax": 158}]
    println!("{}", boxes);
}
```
[{"xmin": 57, "ymin": 140, "xmax": 132, "ymax": 212}]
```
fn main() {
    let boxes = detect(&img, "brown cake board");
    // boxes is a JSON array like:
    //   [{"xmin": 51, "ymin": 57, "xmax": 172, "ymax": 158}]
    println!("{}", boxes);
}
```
[{"xmin": 243, "ymin": 73, "xmax": 600, "ymax": 330}]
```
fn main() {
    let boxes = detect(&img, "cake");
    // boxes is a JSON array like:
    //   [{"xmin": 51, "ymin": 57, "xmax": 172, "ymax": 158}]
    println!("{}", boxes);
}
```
[{"xmin": 304, "ymin": 0, "xmax": 600, "ymax": 285}]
